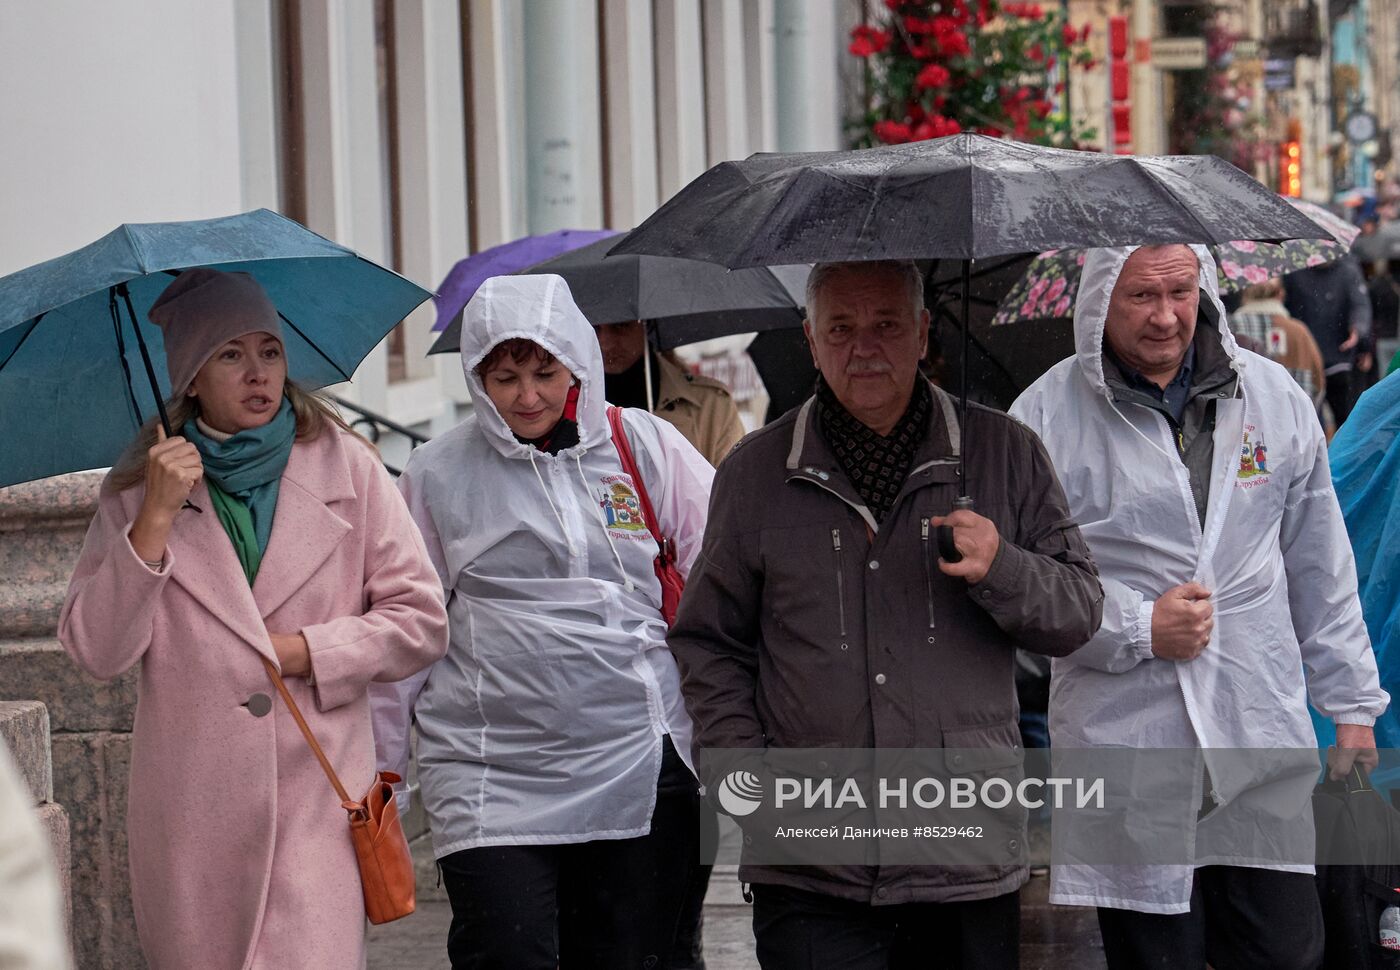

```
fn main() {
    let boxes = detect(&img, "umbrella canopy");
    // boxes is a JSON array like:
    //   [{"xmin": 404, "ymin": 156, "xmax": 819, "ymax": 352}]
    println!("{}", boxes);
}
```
[
  {"xmin": 0, "ymin": 208, "xmax": 430, "ymax": 488},
  {"xmin": 993, "ymin": 198, "xmax": 1362, "ymax": 326},
  {"xmin": 609, "ymin": 133, "xmax": 1329, "ymax": 268},
  {"xmin": 431, "ymin": 229, "xmax": 618, "ymax": 333},
  {"xmin": 429, "ymin": 237, "xmax": 808, "ymax": 354}
]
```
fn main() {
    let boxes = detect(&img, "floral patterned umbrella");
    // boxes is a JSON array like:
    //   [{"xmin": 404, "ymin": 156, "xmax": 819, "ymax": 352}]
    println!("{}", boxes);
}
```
[{"xmin": 993, "ymin": 198, "xmax": 1360, "ymax": 326}]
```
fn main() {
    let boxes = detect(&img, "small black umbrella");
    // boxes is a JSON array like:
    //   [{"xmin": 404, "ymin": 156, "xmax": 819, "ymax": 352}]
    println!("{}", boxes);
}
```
[
  {"xmin": 429, "ymin": 236, "xmax": 807, "ymax": 355},
  {"xmin": 611, "ymin": 133, "xmax": 1329, "ymax": 558}
]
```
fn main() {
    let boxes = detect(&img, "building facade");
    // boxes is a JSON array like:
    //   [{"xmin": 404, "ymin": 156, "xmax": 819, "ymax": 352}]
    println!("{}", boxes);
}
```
[{"xmin": 1, "ymin": 0, "xmax": 854, "ymax": 468}]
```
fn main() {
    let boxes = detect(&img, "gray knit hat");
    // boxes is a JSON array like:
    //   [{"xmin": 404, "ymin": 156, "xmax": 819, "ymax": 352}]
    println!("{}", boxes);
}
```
[{"xmin": 148, "ymin": 269, "xmax": 284, "ymax": 396}]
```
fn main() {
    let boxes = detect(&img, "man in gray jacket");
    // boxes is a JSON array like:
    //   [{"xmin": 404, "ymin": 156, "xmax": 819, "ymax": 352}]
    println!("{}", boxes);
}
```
[{"xmin": 669, "ymin": 260, "xmax": 1103, "ymax": 970}]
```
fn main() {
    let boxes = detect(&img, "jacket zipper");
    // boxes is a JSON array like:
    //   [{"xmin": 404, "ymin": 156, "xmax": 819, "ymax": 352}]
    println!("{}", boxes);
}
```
[
  {"xmin": 830, "ymin": 528, "xmax": 848, "ymax": 639},
  {"xmin": 920, "ymin": 518, "xmax": 937, "ymax": 632}
]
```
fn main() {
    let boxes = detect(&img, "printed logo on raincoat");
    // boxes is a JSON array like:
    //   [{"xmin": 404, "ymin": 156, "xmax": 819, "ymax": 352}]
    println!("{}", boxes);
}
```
[
  {"xmin": 1237, "ymin": 424, "xmax": 1273, "ymax": 488},
  {"xmin": 598, "ymin": 475, "xmax": 651, "ymax": 537}
]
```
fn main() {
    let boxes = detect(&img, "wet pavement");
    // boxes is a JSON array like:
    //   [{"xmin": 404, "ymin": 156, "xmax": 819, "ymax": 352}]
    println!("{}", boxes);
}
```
[{"xmin": 366, "ymin": 870, "xmax": 1107, "ymax": 969}]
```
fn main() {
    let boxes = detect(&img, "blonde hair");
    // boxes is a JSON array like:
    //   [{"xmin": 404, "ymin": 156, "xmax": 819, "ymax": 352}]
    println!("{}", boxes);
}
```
[
  {"xmin": 1242, "ymin": 278, "xmax": 1284, "ymax": 302},
  {"xmin": 105, "ymin": 381, "xmax": 360, "ymax": 493}
]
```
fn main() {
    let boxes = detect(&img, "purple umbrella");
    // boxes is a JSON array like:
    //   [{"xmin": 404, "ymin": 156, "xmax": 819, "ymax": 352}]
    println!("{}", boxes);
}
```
[{"xmin": 432, "ymin": 229, "xmax": 619, "ymax": 331}]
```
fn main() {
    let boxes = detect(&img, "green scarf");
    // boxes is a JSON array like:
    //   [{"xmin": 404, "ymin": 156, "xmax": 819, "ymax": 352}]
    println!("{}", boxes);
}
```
[
  {"xmin": 184, "ymin": 398, "xmax": 297, "ymax": 578},
  {"xmin": 206, "ymin": 479, "xmax": 262, "ymax": 584}
]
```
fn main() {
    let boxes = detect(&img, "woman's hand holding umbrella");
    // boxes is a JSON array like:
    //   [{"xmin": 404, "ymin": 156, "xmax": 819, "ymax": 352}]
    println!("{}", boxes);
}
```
[{"xmin": 128, "ymin": 425, "xmax": 203, "ymax": 566}]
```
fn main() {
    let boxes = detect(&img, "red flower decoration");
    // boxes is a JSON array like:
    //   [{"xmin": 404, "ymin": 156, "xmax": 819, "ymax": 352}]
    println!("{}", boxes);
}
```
[
  {"xmin": 931, "ymin": 16, "xmax": 959, "ymax": 36},
  {"xmin": 930, "ymin": 115, "xmax": 962, "ymax": 137},
  {"xmin": 938, "ymin": 30, "xmax": 971, "ymax": 57},
  {"xmin": 915, "ymin": 63, "xmax": 952, "ymax": 89},
  {"xmin": 849, "ymin": 25, "xmax": 891, "ymax": 58},
  {"xmin": 874, "ymin": 120, "xmax": 913, "ymax": 144}
]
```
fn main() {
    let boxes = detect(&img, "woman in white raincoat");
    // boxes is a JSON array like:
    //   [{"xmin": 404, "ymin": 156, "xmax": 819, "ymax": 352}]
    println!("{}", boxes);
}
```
[
  {"xmin": 371, "ymin": 274, "xmax": 714, "ymax": 970},
  {"xmin": 1010, "ymin": 245, "xmax": 1386, "ymax": 960}
]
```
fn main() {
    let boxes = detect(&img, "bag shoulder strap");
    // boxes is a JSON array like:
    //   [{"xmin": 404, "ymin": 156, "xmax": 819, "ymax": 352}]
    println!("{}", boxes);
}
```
[
  {"xmin": 607, "ymin": 405, "xmax": 663, "ymax": 547},
  {"xmin": 259, "ymin": 655, "xmax": 364, "ymax": 816}
]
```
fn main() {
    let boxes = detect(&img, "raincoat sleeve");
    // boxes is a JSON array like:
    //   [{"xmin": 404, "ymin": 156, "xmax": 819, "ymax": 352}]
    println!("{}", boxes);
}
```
[
  {"xmin": 667, "ymin": 450, "xmax": 766, "ymax": 753},
  {"xmin": 368, "ymin": 458, "xmax": 447, "ymax": 783},
  {"xmin": 1009, "ymin": 391, "xmax": 1153, "ymax": 674},
  {"xmin": 1055, "ymin": 578, "xmax": 1156, "ymax": 674},
  {"xmin": 967, "ymin": 418, "xmax": 1104, "ymax": 657},
  {"xmin": 58, "ymin": 484, "xmax": 176, "ymax": 681},
  {"xmin": 1280, "ymin": 404, "xmax": 1388, "ymax": 726},
  {"xmin": 627, "ymin": 411, "xmax": 715, "ymax": 578},
  {"xmin": 301, "ymin": 449, "xmax": 448, "ymax": 714}
]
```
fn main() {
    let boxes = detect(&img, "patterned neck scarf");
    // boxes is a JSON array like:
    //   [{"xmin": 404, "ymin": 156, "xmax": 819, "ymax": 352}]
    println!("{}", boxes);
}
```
[{"xmin": 814, "ymin": 376, "xmax": 931, "ymax": 523}]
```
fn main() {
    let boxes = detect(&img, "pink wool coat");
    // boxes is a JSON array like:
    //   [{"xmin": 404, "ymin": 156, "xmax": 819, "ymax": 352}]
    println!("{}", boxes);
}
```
[{"xmin": 59, "ymin": 426, "xmax": 448, "ymax": 970}]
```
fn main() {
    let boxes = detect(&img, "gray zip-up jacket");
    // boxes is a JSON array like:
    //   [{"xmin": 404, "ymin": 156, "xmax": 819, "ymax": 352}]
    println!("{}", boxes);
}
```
[{"xmin": 669, "ymin": 382, "xmax": 1102, "ymax": 905}]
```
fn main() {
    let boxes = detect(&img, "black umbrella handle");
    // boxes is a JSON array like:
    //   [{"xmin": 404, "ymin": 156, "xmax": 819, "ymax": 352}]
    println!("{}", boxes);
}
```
[
  {"xmin": 116, "ymin": 283, "xmax": 174, "ymax": 438},
  {"xmin": 116, "ymin": 284, "xmax": 200, "ymax": 513},
  {"xmin": 938, "ymin": 496, "xmax": 975, "ymax": 563}
]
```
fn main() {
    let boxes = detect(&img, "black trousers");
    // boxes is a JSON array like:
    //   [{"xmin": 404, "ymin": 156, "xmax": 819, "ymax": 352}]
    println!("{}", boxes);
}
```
[
  {"xmin": 1326, "ymin": 369, "xmax": 1357, "ymax": 427},
  {"xmin": 439, "ymin": 739, "xmax": 701, "ymax": 970},
  {"xmin": 1096, "ymin": 866, "xmax": 1324, "ymax": 970},
  {"xmin": 752, "ymin": 883, "xmax": 1020, "ymax": 970},
  {"xmin": 670, "ymin": 804, "xmax": 719, "ymax": 969}
]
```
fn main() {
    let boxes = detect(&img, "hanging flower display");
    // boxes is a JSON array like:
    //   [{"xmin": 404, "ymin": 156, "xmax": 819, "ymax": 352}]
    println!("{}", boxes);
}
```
[{"xmin": 849, "ymin": 0, "xmax": 1096, "ymax": 148}]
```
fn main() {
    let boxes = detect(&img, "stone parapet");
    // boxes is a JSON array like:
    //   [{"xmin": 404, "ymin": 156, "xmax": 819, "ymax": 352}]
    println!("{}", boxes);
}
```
[
  {"xmin": 1, "ymin": 471, "xmax": 144, "ymax": 969},
  {"xmin": 0, "ymin": 472, "xmax": 104, "ymax": 638},
  {"xmin": 0, "ymin": 699, "xmax": 52, "ymax": 803},
  {"xmin": 0, "ymin": 638, "xmax": 138, "ymax": 732}
]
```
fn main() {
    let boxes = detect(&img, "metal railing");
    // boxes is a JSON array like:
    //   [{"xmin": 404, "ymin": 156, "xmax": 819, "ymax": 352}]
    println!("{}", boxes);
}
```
[{"xmin": 330, "ymin": 395, "xmax": 431, "ymax": 477}]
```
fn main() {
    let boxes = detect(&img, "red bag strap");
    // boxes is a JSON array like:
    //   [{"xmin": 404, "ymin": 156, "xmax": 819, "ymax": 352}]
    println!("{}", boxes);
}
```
[{"xmin": 607, "ymin": 406, "xmax": 664, "ymax": 549}]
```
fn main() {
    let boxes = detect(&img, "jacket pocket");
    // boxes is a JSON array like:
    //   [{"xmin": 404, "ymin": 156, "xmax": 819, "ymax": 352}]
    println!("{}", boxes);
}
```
[{"xmin": 941, "ymin": 724, "xmax": 1024, "ymax": 772}]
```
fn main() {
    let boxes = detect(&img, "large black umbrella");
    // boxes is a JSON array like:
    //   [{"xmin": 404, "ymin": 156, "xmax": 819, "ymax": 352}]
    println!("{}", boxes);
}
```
[
  {"xmin": 429, "ymin": 236, "xmax": 807, "ymax": 355},
  {"xmin": 611, "ymin": 133, "xmax": 1329, "ymax": 558}
]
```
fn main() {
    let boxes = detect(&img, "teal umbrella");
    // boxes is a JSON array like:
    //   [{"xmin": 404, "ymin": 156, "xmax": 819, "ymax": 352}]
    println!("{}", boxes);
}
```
[{"xmin": 0, "ymin": 208, "xmax": 430, "ymax": 488}]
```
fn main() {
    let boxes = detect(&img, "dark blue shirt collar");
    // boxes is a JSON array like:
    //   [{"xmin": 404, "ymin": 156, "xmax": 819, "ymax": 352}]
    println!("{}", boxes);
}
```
[{"xmin": 1109, "ymin": 342, "xmax": 1196, "ymax": 424}]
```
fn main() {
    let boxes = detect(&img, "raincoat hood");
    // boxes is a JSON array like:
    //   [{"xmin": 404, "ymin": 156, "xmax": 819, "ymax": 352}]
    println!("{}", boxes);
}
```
[
  {"xmin": 1074, "ymin": 244, "xmax": 1241, "ymax": 395},
  {"xmin": 459, "ymin": 274, "xmax": 608, "ymax": 456}
]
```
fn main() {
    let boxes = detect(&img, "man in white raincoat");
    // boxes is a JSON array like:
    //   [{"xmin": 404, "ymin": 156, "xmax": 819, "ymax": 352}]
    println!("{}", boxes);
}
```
[{"xmin": 1010, "ymin": 244, "xmax": 1388, "ymax": 969}]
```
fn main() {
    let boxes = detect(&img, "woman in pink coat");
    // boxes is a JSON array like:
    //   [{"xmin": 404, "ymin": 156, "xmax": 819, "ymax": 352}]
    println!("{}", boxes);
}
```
[{"xmin": 59, "ymin": 269, "xmax": 448, "ymax": 970}]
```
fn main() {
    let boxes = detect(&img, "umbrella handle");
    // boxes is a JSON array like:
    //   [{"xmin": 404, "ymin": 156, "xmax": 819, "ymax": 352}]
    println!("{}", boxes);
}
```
[
  {"xmin": 937, "ymin": 496, "xmax": 975, "ymax": 563},
  {"xmin": 117, "ymin": 284, "xmax": 201, "ymax": 514}
]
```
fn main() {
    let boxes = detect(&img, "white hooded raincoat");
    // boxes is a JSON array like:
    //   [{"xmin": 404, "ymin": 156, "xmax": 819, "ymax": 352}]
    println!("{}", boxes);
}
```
[
  {"xmin": 371, "ymin": 275, "xmax": 713, "ymax": 857},
  {"xmin": 1010, "ymin": 246, "xmax": 1387, "ymax": 913}
]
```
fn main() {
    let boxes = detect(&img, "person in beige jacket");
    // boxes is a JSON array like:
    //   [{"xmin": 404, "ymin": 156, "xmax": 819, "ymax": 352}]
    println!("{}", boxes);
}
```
[
  {"xmin": 1230, "ymin": 277, "xmax": 1329, "ymax": 428},
  {"xmin": 595, "ymin": 320, "xmax": 746, "ymax": 466},
  {"xmin": 0, "ymin": 739, "xmax": 70, "ymax": 970}
]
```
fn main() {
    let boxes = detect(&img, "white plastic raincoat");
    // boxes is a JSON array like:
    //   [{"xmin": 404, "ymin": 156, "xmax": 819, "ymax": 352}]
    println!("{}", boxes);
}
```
[
  {"xmin": 1010, "ymin": 245, "xmax": 1387, "ymax": 913},
  {"xmin": 370, "ymin": 274, "xmax": 713, "ymax": 857}
]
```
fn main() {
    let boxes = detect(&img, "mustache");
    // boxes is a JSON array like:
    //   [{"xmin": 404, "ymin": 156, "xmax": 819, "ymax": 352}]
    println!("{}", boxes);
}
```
[{"xmin": 845, "ymin": 360, "xmax": 893, "ymax": 375}]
